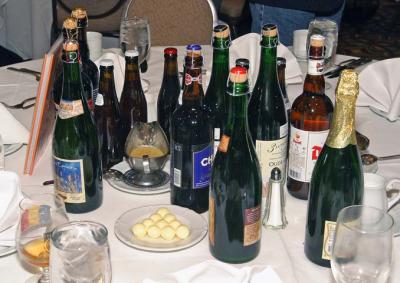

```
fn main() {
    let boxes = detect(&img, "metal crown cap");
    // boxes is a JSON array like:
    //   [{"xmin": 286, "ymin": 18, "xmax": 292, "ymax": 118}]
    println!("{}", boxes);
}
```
[
  {"xmin": 125, "ymin": 50, "xmax": 139, "ymax": 58},
  {"xmin": 100, "ymin": 59, "xmax": 114, "ymax": 67}
]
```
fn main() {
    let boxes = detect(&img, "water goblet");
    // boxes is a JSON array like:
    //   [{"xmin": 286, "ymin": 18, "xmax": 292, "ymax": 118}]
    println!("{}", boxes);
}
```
[
  {"xmin": 16, "ymin": 193, "xmax": 69, "ymax": 283},
  {"xmin": 331, "ymin": 205, "xmax": 394, "ymax": 283}
]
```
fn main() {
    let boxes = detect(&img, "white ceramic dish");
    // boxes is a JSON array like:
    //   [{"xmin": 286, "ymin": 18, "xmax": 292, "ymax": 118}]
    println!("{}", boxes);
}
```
[{"xmin": 114, "ymin": 205, "xmax": 208, "ymax": 252}]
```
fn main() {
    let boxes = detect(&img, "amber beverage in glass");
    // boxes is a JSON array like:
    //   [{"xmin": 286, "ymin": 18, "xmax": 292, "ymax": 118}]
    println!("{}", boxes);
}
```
[{"xmin": 287, "ymin": 35, "xmax": 333, "ymax": 200}]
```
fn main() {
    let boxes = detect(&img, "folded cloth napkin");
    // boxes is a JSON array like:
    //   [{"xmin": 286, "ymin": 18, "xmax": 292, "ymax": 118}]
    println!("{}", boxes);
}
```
[
  {"xmin": 0, "ymin": 103, "xmax": 29, "ymax": 144},
  {"xmin": 142, "ymin": 260, "xmax": 282, "ymax": 283},
  {"xmin": 358, "ymin": 58, "xmax": 400, "ymax": 122},
  {"xmin": 0, "ymin": 171, "xmax": 23, "ymax": 247},
  {"xmin": 229, "ymin": 33, "xmax": 303, "ymax": 87},
  {"xmin": 94, "ymin": 49, "xmax": 149, "ymax": 99}
]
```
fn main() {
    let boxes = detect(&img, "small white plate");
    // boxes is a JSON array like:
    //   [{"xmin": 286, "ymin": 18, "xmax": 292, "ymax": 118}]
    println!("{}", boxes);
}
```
[
  {"xmin": 114, "ymin": 205, "xmax": 208, "ymax": 252},
  {"xmin": 5, "ymin": 143, "xmax": 23, "ymax": 156},
  {"xmin": 0, "ymin": 245, "xmax": 16, "ymax": 257}
]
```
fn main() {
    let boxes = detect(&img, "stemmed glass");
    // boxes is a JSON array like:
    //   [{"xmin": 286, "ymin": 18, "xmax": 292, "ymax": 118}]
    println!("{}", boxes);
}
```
[
  {"xmin": 16, "ymin": 193, "xmax": 69, "ymax": 283},
  {"xmin": 331, "ymin": 205, "xmax": 394, "ymax": 283}
]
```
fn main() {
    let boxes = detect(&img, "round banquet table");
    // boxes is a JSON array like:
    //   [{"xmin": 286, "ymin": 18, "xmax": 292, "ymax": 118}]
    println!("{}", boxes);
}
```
[{"xmin": 0, "ymin": 46, "xmax": 399, "ymax": 283}]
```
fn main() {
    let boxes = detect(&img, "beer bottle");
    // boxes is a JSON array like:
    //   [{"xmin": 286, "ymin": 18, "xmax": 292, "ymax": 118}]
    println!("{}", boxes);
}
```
[
  {"xmin": 52, "ymin": 17, "xmax": 93, "ymax": 111},
  {"xmin": 204, "ymin": 25, "xmax": 231, "ymax": 153},
  {"xmin": 287, "ymin": 35, "xmax": 334, "ymax": 200},
  {"xmin": 210, "ymin": 67, "xmax": 262, "ymax": 263},
  {"xmin": 52, "ymin": 39, "xmax": 102, "ymax": 213},
  {"xmin": 120, "ymin": 50, "xmax": 148, "ymax": 145},
  {"xmin": 170, "ymin": 45, "xmax": 212, "ymax": 214},
  {"xmin": 304, "ymin": 69, "xmax": 363, "ymax": 267},
  {"xmin": 157, "ymin": 48, "xmax": 180, "ymax": 142},
  {"xmin": 95, "ymin": 59, "xmax": 123, "ymax": 171},
  {"xmin": 248, "ymin": 24, "xmax": 288, "ymax": 194},
  {"xmin": 277, "ymin": 57, "xmax": 290, "ymax": 118},
  {"xmin": 71, "ymin": 7, "xmax": 99, "ymax": 103}
]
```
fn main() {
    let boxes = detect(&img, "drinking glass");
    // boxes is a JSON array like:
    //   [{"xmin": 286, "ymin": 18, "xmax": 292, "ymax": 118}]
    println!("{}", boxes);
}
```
[
  {"xmin": 120, "ymin": 17, "xmax": 151, "ymax": 65},
  {"xmin": 16, "ymin": 193, "xmax": 69, "ymax": 283},
  {"xmin": 307, "ymin": 19, "xmax": 338, "ymax": 69},
  {"xmin": 331, "ymin": 205, "xmax": 394, "ymax": 283},
  {"xmin": 50, "ymin": 221, "xmax": 112, "ymax": 283}
]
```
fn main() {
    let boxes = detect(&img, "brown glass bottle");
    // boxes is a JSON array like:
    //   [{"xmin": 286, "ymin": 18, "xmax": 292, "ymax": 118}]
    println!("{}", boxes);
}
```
[
  {"xmin": 157, "ymin": 48, "xmax": 180, "ymax": 142},
  {"xmin": 94, "ymin": 60, "xmax": 123, "ymax": 171},
  {"xmin": 119, "ymin": 50, "xmax": 148, "ymax": 146},
  {"xmin": 287, "ymin": 35, "xmax": 334, "ymax": 200},
  {"xmin": 277, "ymin": 57, "xmax": 290, "ymax": 118}
]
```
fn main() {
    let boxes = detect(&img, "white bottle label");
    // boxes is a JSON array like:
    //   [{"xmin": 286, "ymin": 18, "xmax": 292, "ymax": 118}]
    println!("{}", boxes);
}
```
[
  {"xmin": 308, "ymin": 59, "xmax": 324, "ymax": 75},
  {"xmin": 95, "ymin": 93, "xmax": 104, "ymax": 106},
  {"xmin": 288, "ymin": 126, "xmax": 329, "ymax": 182},
  {"xmin": 322, "ymin": 220, "xmax": 336, "ymax": 260},
  {"xmin": 256, "ymin": 137, "xmax": 287, "ymax": 196}
]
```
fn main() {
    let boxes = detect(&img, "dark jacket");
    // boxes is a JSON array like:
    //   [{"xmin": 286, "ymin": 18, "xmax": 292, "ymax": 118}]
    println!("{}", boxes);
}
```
[{"xmin": 249, "ymin": 0, "xmax": 345, "ymax": 14}]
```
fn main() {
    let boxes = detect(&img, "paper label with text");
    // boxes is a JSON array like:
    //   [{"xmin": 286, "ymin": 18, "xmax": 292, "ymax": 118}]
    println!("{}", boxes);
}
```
[{"xmin": 322, "ymin": 220, "xmax": 336, "ymax": 260}]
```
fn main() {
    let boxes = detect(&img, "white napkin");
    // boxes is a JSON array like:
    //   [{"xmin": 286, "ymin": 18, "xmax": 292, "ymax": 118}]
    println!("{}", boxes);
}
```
[
  {"xmin": 0, "ymin": 171, "xmax": 23, "ymax": 247},
  {"xmin": 94, "ymin": 49, "xmax": 149, "ymax": 99},
  {"xmin": 230, "ymin": 33, "xmax": 303, "ymax": 87},
  {"xmin": 142, "ymin": 260, "xmax": 282, "ymax": 283},
  {"xmin": 0, "ymin": 103, "xmax": 29, "ymax": 144},
  {"xmin": 358, "ymin": 58, "xmax": 400, "ymax": 122}
]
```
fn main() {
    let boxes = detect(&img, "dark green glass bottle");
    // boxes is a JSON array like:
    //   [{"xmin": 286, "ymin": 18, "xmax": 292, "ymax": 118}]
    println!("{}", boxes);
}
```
[
  {"xmin": 157, "ymin": 47, "xmax": 180, "ymax": 142},
  {"xmin": 52, "ymin": 17, "xmax": 93, "ymax": 112},
  {"xmin": 210, "ymin": 66, "xmax": 262, "ymax": 263},
  {"xmin": 204, "ymin": 25, "xmax": 231, "ymax": 153},
  {"xmin": 72, "ymin": 7, "xmax": 99, "ymax": 104},
  {"xmin": 304, "ymin": 69, "xmax": 364, "ymax": 267},
  {"xmin": 52, "ymin": 39, "xmax": 102, "ymax": 214},
  {"xmin": 94, "ymin": 59, "xmax": 123, "ymax": 171},
  {"xmin": 170, "ymin": 45, "xmax": 212, "ymax": 214},
  {"xmin": 248, "ymin": 24, "xmax": 288, "ymax": 194}
]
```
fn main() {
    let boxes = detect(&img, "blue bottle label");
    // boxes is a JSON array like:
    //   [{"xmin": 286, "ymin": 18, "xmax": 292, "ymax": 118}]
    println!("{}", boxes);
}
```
[
  {"xmin": 53, "ymin": 156, "xmax": 86, "ymax": 203},
  {"xmin": 192, "ymin": 143, "xmax": 213, "ymax": 189}
]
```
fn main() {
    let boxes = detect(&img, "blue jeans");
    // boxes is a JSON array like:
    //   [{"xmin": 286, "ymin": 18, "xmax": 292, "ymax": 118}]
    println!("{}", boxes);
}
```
[{"xmin": 250, "ymin": 3, "xmax": 345, "ymax": 46}]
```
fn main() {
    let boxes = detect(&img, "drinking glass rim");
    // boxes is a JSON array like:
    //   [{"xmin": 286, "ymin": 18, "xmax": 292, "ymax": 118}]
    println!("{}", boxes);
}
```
[
  {"xmin": 340, "ymin": 205, "xmax": 394, "ymax": 234},
  {"xmin": 50, "ymin": 220, "xmax": 109, "ymax": 251},
  {"xmin": 19, "ymin": 192, "xmax": 65, "ymax": 212},
  {"xmin": 121, "ymin": 16, "xmax": 148, "ymax": 25}
]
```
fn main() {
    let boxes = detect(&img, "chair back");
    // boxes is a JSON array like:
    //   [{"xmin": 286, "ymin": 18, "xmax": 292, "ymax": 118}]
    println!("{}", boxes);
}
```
[
  {"xmin": 52, "ymin": 0, "xmax": 126, "ymax": 38},
  {"xmin": 123, "ymin": 0, "xmax": 217, "ymax": 46}
]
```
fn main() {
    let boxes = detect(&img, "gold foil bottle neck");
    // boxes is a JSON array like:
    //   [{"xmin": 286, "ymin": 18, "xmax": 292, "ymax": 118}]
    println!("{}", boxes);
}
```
[
  {"xmin": 63, "ymin": 17, "xmax": 77, "ymax": 30},
  {"xmin": 71, "ymin": 7, "xmax": 87, "ymax": 20},
  {"xmin": 213, "ymin": 24, "xmax": 230, "ymax": 39},
  {"xmin": 326, "ymin": 69, "xmax": 359, "ymax": 149}
]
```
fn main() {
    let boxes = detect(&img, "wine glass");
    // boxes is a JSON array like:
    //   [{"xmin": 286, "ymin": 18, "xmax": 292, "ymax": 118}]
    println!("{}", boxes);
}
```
[
  {"xmin": 331, "ymin": 205, "xmax": 394, "ymax": 283},
  {"xmin": 120, "ymin": 17, "xmax": 151, "ymax": 65},
  {"xmin": 16, "ymin": 193, "xmax": 69, "ymax": 283}
]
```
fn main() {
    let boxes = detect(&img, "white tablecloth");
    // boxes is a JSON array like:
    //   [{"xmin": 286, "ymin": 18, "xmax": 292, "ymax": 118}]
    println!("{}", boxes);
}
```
[{"xmin": 0, "ymin": 47, "xmax": 399, "ymax": 283}]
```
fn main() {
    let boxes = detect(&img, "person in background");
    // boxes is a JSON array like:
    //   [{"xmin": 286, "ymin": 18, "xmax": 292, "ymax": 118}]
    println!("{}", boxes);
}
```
[
  {"xmin": 249, "ymin": 0, "xmax": 345, "ymax": 46},
  {"xmin": 0, "ymin": 45, "xmax": 23, "ymax": 66}
]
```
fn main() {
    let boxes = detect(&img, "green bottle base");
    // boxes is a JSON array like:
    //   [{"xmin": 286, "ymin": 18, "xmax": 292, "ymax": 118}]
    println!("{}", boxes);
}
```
[{"xmin": 209, "ymin": 241, "xmax": 260, "ymax": 264}]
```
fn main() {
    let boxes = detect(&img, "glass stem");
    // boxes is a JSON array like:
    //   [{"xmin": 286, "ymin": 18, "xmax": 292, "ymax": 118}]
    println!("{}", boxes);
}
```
[{"xmin": 39, "ymin": 267, "xmax": 50, "ymax": 283}]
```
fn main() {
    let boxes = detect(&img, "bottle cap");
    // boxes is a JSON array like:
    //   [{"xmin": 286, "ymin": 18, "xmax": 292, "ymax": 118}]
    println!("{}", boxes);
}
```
[
  {"xmin": 63, "ymin": 17, "xmax": 77, "ymax": 30},
  {"xmin": 229, "ymin": 67, "xmax": 247, "ymax": 83},
  {"xmin": 277, "ymin": 57, "xmax": 286, "ymax": 66},
  {"xmin": 186, "ymin": 44, "xmax": 202, "ymax": 51},
  {"xmin": 270, "ymin": 167, "xmax": 282, "ymax": 181},
  {"xmin": 71, "ymin": 7, "xmax": 87, "ymax": 20},
  {"xmin": 164, "ymin": 47, "xmax": 177, "ymax": 55},
  {"xmin": 63, "ymin": 39, "xmax": 79, "ymax": 52},
  {"xmin": 310, "ymin": 34, "xmax": 325, "ymax": 47},
  {"xmin": 100, "ymin": 59, "xmax": 114, "ymax": 67},
  {"xmin": 213, "ymin": 24, "xmax": 230, "ymax": 39},
  {"xmin": 235, "ymin": 58, "xmax": 250, "ymax": 70},
  {"xmin": 262, "ymin": 24, "xmax": 278, "ymax": 37},
  {"xmin": 125, "ymin": 50, "xmax": 139, "ymax": 58}
]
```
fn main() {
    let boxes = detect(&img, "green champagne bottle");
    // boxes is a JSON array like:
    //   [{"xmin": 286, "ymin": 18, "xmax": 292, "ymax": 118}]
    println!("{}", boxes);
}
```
[
  {"xmin": 304, "ymin": 69, "xmax": 364, "ymax": 267},
  {"xmin": 248, "ymin": 24, "xmax": 288, "ymax": 194},
  {"xmin": 210, "ymin": 66, "xmax": 262, "ymax": 263},
  {"xmin": 52, "ymin": 39, "xmax": 103, "ymax": 214},
  {"xmin": 204, "ymin": 24, "xmax": 231, "ymax": 153}
]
